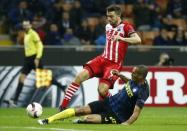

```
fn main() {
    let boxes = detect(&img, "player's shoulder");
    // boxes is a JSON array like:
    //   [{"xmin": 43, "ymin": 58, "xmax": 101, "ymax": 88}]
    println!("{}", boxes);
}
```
[
  {"xmin": 144, "ymin": 80, "xmax": 150, "ymax": 94},
  {"xmin": 122, "ymin": 21, "xmax": 134, "ymax": 27},
  {"xmin": 30, "ymin": 29, "xmax": 39, "ymax": 36},
  {"xmin": 139, "ymin": 80, "xmax": 150, "ymax": 97},
  {"xmin": 29, "ymin": 29, "xmax": 36, "ymax": 34},
  {"xmin": 105, "ymin": 23, "xmax": 113, "ymax": 30}
]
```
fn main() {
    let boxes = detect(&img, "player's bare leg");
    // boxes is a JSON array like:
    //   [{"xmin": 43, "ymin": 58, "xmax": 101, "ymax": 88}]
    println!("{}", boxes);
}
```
[
  {"xmin": 98, "ymin": 82, "xmax": 111, "ymax": 100},
  {"xmin": 38, "ymin": 106, "xmax": 92, "ymax": 125},
  {"xmin": 73, "ymin": 114, "xmax": 102, "ymax": 124}
]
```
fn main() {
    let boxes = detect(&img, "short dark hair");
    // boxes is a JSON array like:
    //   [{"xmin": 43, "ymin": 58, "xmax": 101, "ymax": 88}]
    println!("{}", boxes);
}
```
[
  {"xmin": 137, "ymin": 65, "xmax": 148, "ymax": 79},
  {"xmin": 106, "ymin": 4, "xmax": 122, "ymax": 16}
]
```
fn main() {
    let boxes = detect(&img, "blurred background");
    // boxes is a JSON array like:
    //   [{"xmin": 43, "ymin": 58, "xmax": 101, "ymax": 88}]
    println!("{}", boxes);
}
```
[{"xmin": 0, "ymin": 0, "xmax": 186, "ymax": 47}]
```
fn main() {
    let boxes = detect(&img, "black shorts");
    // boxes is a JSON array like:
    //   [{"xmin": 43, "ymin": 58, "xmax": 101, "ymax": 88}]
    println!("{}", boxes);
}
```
[
  {"xmin": 21, "ymin": 55, "xmax": 43, "ymax": 75},
  {"xmin": 88, "ymin": 98, "xmax": 121, "ymax": 124}
]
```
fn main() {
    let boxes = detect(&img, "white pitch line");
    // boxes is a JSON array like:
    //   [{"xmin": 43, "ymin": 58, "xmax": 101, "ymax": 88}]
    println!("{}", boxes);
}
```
[{"xmin": 0, "ymin": 126, "xmax": 92, "ymax": 131}]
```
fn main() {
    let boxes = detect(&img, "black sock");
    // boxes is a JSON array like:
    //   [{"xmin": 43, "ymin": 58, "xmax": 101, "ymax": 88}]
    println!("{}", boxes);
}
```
[
  {"xmin": 13, "ymin": 82, "xmax": 24, "ymax": 103},
  {"xmin": 51, "ymin": 78, "xmax": 66, "ymax": 91}
]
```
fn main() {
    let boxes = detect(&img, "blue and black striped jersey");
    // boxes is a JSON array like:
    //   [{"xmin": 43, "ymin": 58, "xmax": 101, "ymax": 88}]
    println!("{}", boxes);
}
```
[{"xmin": 109, "ymin": 80, "xmax": 149, "ymax": 123}]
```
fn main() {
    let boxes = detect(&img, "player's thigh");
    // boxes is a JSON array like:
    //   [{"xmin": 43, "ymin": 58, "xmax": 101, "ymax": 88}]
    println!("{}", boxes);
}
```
[
  {"xmin": 88, "ymin": 99, "xmax": 120, "ymax": 124},
  {"xmin": 102, "ymin": 64, "xmax": 121, "ymax": 88},
  {"xmin": 75, "ymin": 105, "xmax": 92, "ymax": 115},
  {"xmin": 21, "ymin": 62, "xmax": 33, "ymax": 76},
  {"xmin": 98, "ymin": 82, "xmax": 110, "ymax": 95},
  {"xmin": 84, "ymin": 56, "xmax": 104, "ymax": 77},
  {"xmin": 22, "ymin": 56, "xmax": 35, "ymax": 74},
  {"xmin": 37, "ymin": 59, "xmax": 43, "ymax": 69},
  {"xmin": 88, "ymin": 100, "xmax": 108, "ymax": 114},
  {"xmin": 74, "ymin": 69, "xmax": 90, "ymax": 83}
]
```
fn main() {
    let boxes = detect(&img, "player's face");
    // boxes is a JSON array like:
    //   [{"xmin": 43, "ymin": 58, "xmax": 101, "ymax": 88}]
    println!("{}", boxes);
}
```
[
  {"xmin": 22, "ymin": 21, "xmax": 31, "ymax": 32},
  {"xmin": 23, "ymin": 25, "xmax": 30, "ymax": 32},
  {"xmin": 131, "ymin": 67, "xmax": 144, "ymax": 83},
  {"xmin": 106, "ymin": 11, "xmax": 118, "ymax": 25}
]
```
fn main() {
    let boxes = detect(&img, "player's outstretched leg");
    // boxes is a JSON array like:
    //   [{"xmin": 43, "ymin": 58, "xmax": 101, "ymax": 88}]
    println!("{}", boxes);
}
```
[
  {"xmin": 73, "ymin": 114, "xmax": 102, "ymax": 124},
  {"xmin": 38, "ymin": 108, "xmax": 75, "ymax": 125},
  {"xmin": 38, "ymin": 106, "xmax": 92, "ymax": 125},
  {"xmin": 98, "ymin": 82, "xmax": 112, "ymax": 100}
]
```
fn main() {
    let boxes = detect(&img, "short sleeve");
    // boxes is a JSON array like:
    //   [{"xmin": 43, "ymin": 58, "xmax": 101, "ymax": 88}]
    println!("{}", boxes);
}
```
[
  {"xmin": 33, "ymin": 32, "xmax": 41, "ymax": 43},
  {"xmin": 136, "ymin": 84, "xmax": 149, "ymax": 109},
  {"xmin": 123, "ymin": 22, "xmax": 135, "ymax": 37}
]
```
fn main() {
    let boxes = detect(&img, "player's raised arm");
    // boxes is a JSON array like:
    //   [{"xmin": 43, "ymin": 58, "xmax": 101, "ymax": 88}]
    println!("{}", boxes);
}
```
[
  {"xmin": 124, "ymin": 32, "xmax": 141, "ymax": 44},
  {"xmin": 112, "ymin": 32, "xmax": 141, "ymax": 45}
]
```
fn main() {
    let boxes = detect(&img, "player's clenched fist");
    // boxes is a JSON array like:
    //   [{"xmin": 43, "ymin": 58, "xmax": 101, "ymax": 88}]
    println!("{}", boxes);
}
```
[{"xmin": 112, "ymin": 70, "xmax": 120, "ymax": 76}]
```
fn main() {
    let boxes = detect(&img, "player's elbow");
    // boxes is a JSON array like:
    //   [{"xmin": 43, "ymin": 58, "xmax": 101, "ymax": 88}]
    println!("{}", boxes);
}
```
[
  {"xmin": 131, "ymin": 33, "xmax": 142, "ymax": 45},
  {"xmin": 40, "ymin": 42, "xmax": 44, "ymax": 49},
  {"xmin": 136, "ymin": 37, "xmax": 141, "ymax": 45}
]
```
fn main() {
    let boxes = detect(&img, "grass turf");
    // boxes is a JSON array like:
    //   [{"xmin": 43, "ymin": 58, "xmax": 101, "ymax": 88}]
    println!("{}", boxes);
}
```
[{"xmin": 0, "ymin": 107, "xmax": 187, "ymax": 131}]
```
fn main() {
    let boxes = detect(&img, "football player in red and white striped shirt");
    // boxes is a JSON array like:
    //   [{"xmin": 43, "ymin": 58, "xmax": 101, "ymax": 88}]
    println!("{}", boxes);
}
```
[{"xmin": 59, "ymin": 4, "xmax": 141, "ymax": 111}]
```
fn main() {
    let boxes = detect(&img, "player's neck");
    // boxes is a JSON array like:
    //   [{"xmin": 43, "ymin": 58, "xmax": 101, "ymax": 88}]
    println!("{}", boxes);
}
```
[
  {"xmin": 117, "ymin": 19, "xmax": 122, "ymax": 25},
  {"xmin": 112, "ymin": 19, "xmax": 122, "ymax": 27},
  {"xmin": 139, "ymin": 80, "xmax": 146, "ymax": 86},
  {"xmin": 25, "ymin": 28, "xmax": 31, "ymax": 33}
]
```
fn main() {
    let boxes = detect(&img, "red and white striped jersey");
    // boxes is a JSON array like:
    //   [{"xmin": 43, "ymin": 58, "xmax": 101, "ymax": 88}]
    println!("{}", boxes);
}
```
[{"xmin": 101, "ymin": 21, "xmax": 135, "ymax": 65}]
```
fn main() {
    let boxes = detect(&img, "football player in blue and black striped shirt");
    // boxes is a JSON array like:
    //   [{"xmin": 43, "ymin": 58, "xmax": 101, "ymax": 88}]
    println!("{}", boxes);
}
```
[{"xmin": 38, "ymin": 65, "xmax": 149, "ymax": 125}]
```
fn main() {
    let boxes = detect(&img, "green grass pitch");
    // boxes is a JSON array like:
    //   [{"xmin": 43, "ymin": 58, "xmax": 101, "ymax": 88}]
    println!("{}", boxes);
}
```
[{"xmin": 0, "ymin": 107, "xmax": 187, "ymax": 131}]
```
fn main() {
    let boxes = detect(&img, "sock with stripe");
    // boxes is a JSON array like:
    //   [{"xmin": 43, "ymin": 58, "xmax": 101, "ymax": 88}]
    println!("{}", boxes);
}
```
[
  {"xmin": 60, "ymin": 82, "xmax": 80, "ymax": 108},
  {"xmin": 48, "ymin": 108, "xmax": 75, "ymax": 123}
]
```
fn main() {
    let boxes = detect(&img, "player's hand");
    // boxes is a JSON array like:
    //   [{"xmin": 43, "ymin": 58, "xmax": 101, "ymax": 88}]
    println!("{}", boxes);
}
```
[
  {"xmin": 34, "ymin": 58, "xmax": 40, "ymax": 68},
  {"xmin": 112, "ymin": 70, "xmax": 120, "ymax": 76}
]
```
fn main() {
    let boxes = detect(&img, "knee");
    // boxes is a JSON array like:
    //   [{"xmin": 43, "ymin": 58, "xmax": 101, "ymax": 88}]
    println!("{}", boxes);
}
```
[
  {"xmin": 74, "ymin": 75, "xmax": 83, "ymax": 84},
  {"xmin": 75, "ymin": 106, "xmax": 90, "ymax": 116},
  {"xmin": 19, "ymin": 74, "xmax": 26, "ymax": 83},
  {"xmin": 74, "ymin": 70, "xmax": 89, "ymax": 84},
  {"xmin": 77, "ymin": 108, "xmax": 86, "ymax": 115},
  {"xmin": 84, "ymin": 115, "xmax": 94, "ymax": 122},
  {"xmin": 98, "ymin": 87, "xmax": 108, "ymax": 98},
  {"xmin": 83, "ymin": 115, "xmax": 102, "ymax": 123}
]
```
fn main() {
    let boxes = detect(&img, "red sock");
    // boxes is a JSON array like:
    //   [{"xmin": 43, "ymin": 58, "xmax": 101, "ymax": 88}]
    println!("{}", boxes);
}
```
[{"xmin": 60, "ymin": 82, "xmax": 80, "ymax": 108}]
